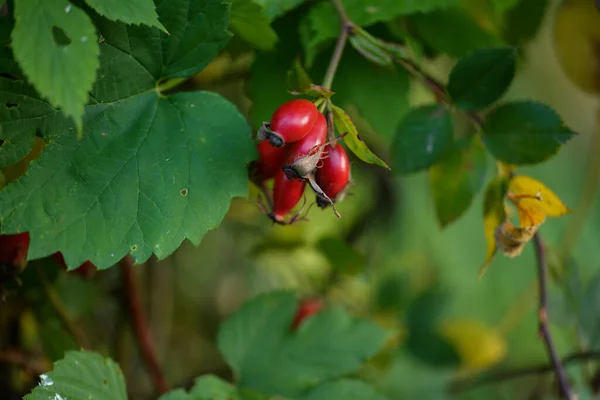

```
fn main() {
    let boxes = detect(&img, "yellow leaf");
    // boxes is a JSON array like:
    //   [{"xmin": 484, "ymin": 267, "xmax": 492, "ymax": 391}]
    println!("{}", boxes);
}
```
[
  {"xmin": 508, "ymin": 175, "xmax": 572, "ymax": 222},
  {"xmin": 479, "ymin": 177, "xmax": 508, "ymax": 279}
]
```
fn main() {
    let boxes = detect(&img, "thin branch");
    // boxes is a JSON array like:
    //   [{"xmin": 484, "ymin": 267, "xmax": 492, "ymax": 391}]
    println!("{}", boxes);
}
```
[
  {"xmin": 119, "ymin": 256, "xmax": 169, "ymax": 395},
  {"xmin": 533, "ymin": 234, "xmax": 574, "ymax": 399},
  {"xmin": 451, "ymin": 351, "xmax": 600, "ymax": 393},
  {"xmin": 322, "ymin": 0, "xmax": 351, "ymax": 90},
  {"xmin": 36, "ymin": 264, "xmax": 91, "ymax": 350}
]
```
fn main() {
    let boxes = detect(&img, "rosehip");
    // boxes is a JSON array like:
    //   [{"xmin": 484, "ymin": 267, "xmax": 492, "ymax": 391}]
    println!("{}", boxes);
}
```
[
  {"xmin": 282, "ymin": 112, "xmax": 327, "ymax": 180},
  {"xmin": 291, "ymin": 298, "xmax": 323, "ymax": 329},
  {"xmin": 272, "ymin": 168, "xmax": 306, "ymax": 222},
  {"xmin": 262, "ymin": 99, "xmax": 320, "ymax": 147},
  {"xmin": 315, "ymin": 144, "xmax": 350, "ymax": 207},
  {"xmin": 53, "ymin": 252, "xmax": 97, "ymax": 278},
  {"xmin": 255, "ymin": 140, "xmax": 287, "ymax": 181},
  {"xmin": 0, "ymin": 233, "xmax": 30, "ymax": 267}
]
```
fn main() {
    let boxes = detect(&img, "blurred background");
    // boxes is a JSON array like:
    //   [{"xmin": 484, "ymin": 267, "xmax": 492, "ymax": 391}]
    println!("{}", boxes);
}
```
[{"xmin": 2, "ymin": 0, "xmax": 600, "ymax": 399}]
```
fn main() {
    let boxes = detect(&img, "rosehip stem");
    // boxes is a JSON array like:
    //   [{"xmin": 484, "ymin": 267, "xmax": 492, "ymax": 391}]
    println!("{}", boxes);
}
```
[{"xmin": 322, "ymin": 0, "xmax": 352, "ymax": 90}]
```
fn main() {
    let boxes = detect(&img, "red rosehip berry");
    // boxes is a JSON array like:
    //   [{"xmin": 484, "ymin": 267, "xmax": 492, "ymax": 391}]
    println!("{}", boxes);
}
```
[
  {"xmin": 0, "ymin": 233, "xmax": 30, "ymax": 267},
  {"xmin": 315, "ymin": 144, "xmax": 350, "ymax": 207},
  {"xmin": 291, "ymin": 298, "xmax": 323, "ymax": 329},
  {"xmin": 282, "ymin": 112, "xmax": 327, "ymax": 178},
  {"xmin": 271, "ymin": 168, "xmax": 306, "ymax": 222},
  {"xmin": 263, "ymin": 99, "xmax": 320, "ymax": 147},
  {"xmin": 255, "ymin": 140, "xmax": 287, "ymax": 181}
]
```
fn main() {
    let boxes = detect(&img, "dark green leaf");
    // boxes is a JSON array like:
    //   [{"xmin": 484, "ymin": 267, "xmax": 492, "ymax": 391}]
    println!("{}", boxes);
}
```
[
  {"xmin": 12, "ymin": 0, "xmax": 100, "ymax": 131},
  {"xmin": 255, "ymin": 0, "xmax": 305, "ymax": 20},
  {"xmin": 579, "ymin": 271, "xmax": 600, "ymax": 349},
  {"xmin": 24, "ymin": 350, "xmax": 126, "ymax": 400},
  {"xmin": 0, "ymin": 2, "xmax": 254, "ymax": 269},
  {"xmin": 375, "ymin": 271, "xmax": 410, "ymax": 311},
  {"xmin": 492, "ymin": 0, "xmax": 520, "ymax": 12},
  {"xmin": 502, "ymin": 0, "xmax": 548, "ymax": 47},
  {"xmin": 317, "ymin": 237, "xmax": 365, "ymax": 275},
  {"xmin": 159, "ymin": 375, "xmax": 240, "ymax": 400},
  {"xmin": 230, "ymin": 0, "xmax": 278, "ymax": 51},
  {"xmin": 482, "ymin": 100, "xmax": 575, "ymax": 164},
  {"xmin": 0, "ymin": 128, "xmax": 35, "ymax": 168},
  {"xmin": 348, "ymin": 33, "xmax": 393, "ymax": 68},
  {"xmin": 85, "ymin": 0, "xmax": 166, "ymax": 31},
  {"xmin": 299, "ymin": 379, "xmax": 388, "ymax": 400},
  {"xmin": 406, "ymin": 287, "xmax": 448, "ymax": 333},
  {"xmin": 447, "ymin": 47, "xmax": 517, "ymax": 110},
  {"xmin": 391, "ymin": 105, "xmax": 453, "ymax": 174},
  {"xmin": 218, "ymin": 291, "xmax": 389, "ymax": 398},
  {"xmin": 408, "ymin": 7, "xmax": 504, "ymax": 58},
  {"xmin": 429, "ymin": 137, "xmax": 487, "ymax": 227},
  {"xmin": 405, "ymin": 331, "xmax": 460, "ymax": 367},
  {"xmin": 332, "ymin": 104, "xmax": 389, "ymax": 169}
]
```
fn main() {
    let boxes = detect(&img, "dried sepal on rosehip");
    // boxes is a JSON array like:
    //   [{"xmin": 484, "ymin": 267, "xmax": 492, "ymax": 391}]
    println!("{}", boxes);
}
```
[
  {"xmin": 282, "ymin": 112, "xmax": 327, "ymax": 180},
  {"xmin": 315, "ymin": 144, "xmax": 351, "ymax": 208},
  {"xmin": 257, "ymin": 99, "xmax": 320, "ymax": 147}
]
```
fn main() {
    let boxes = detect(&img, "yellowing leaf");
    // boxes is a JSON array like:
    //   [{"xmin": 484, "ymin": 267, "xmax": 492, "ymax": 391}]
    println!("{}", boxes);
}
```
[
  {"xmin": 440, "ymin": 319, "xmax": 506, "ymax": 371},
  {"xmin": 479, "ymin": 177, "xmax": 508, "ymax": 279},
  {"xmin": 508, "ymin": 175, "xmax": 572, "ymax": 223}
]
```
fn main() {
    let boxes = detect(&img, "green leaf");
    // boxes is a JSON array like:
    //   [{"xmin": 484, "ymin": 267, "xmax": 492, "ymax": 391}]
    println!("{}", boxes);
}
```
[
  {"xmin": 254, "ymin": 0, "xmax": 305, "ymax": 20},
  {"xmin": 300, "ymin": 0, "xmax": 460, "ymax": 67},
  {"xmin": 492, "ymin": 0, "xmax": 520, "ymax": 12},
  {"xmin": 447, "ymin": 47, "xmax": 517, "ymax": 110},
  {"xmin": 391, "ymin": 105, "xmax": 453, "ymax": 174},
  {"xmin": 408, "ymin": 7, "xmax": 504, "ymax": 58},
  {"xmin": 579, "ymin": 271, "xmax": 600, "ymax": 349},
  {"xmin": 0, "ymin": 2, "xmax": 253, "ymax": 269},
  {"xmin": 24, "ymin": 350, "xmax": 126, "ymax": 400},
  {"xmin": 481, "ymin": 100, "xmax": 575, "ymax": 164},
  {"xmin": 429, "ymin": 137, "xmax": 487, "ymax": 227},
  {"xmin": 502, "ymin": 0, "xmax": 548, "ymax": 47},
  {"xmin": 230, "ymin": 0, "xmax": 278, "ymax": 51},
  {"xmin": 299, "ymin": 379, "xmax": 388, "ymax": 400},
  {"xmin": 159, "ymin": 375, "xmax": 240, "ymax": 400},
  {"xmin": 287, "ymin": 59, "xmax": 333, "ymax": 98},
  {"xmin": 317, "ymin": 237, "xmax": 365, "ymax": 275},
  {"xmin": 12, "ymin": 0, "xmax": 100, "ymax": 131},
  {"xmin": 375, "ymin": 271, "xmax": 410, "ymax": 312},
  {"xmin": 85, "ymin": 0, "xmax": 166, "ymax": 32},
  {"xmin": 0, "ymin": 129, "xmax": 35, "ymax": 168},
  {"xmin": 348, "ymin": 33, "xmax": 393, "ymax": 68},
  {"xmin": 331, "ymin": 104, "xmax": 389, "ymax": 169},
  {"xmin": 218, "ymin": 290, "xmax": 389, "ymax": 398}
]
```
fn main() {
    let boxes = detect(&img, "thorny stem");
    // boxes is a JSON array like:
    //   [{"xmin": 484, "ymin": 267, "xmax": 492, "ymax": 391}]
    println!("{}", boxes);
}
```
[
  {"xmin": 322, "ymin": 0, "xmax": 351, "ymax": 90},
  {"xmin": 119, "ymin": 256, "xmax": 169, "ymax": 395},
  {"xmin": 533, "ymin": 234, "xmax": 574, "ymax": 400},
  {"xmin": 450, "ymin": 350, "xmax": 600, "ymax": 393},
  {"xmin": 36, "ymin": 264, "xmax": 91, "ymax": 350}
]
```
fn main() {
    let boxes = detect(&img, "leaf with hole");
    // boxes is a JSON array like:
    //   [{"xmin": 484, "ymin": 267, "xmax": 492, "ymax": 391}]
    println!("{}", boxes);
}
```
[
  {"xmin": 85, "ymin": 0, "xmax": 166, "ymax": 31},
  {"xmin": 331, "ymin": 104, "xmax": 389, "ymax": 169},
  {"xmin": 482, "ymin": 101, "xmax": 575, "ymax": 164},
  {"xmin": 391, "ymin": 105, "xmax": 453, "ymax": 174},
  {"xmin": 12, "ymin": 0, "xmax": 100, "ymax": 132},
  {"xmin": 218, "ymin": 290, "xmax": 389, "ymax": 398},
  {"xmin": 447, "ymin": 47, "xmax": 517, "ymax": 110},
  {"xmin": 24, "ymin": 350, "xmax": 126, "ymax": 400},
  {"xmin": 0, "ymin": 0, "xmax": 254, "ymax": 270},
  {"xmin": 429, "ymin": 137, "xmax": 487, "ymax": 227}
]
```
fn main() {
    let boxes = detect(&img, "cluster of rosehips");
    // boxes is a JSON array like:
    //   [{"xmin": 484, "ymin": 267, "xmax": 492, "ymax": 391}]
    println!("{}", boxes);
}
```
[{"xmin": 250, "ymin": 99, "xmax": 351, "ymax": 224}]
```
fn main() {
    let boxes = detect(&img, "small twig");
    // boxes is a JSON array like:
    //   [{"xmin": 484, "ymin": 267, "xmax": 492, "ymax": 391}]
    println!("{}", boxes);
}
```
[
  {"xmin": 119, "ymin": 256, "xmax": 169, "ymax": 395},
  {"xmin": 322, "ymin": 0, "xmax": 352, "ymax": 90},
  {"xmin": 451, "ymin": 351, "xmax": 600, "ymax": 393},
  {"xmin": 533, "ymin": 234, "xmax": 574, "ymax": 399},
  {"xmin": 36, "ymin": 264, "xmax": 91, "ymax": 350}
]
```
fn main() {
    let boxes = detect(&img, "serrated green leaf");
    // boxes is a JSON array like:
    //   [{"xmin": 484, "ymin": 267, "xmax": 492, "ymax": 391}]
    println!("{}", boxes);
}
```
[
  {"xmin": 230, "ymin": 0, "xmax": 278, "ymax": 51},
  {"xmin": 391, "ymin": 105, "xmax": 453, "ymax": 174},
  {"xmin": 24, "ymin": 350, "xmax": 126, "ymax": 400},
  {"xmin": 0, "ymin": 2, "xmax": 253, "ymax": 269},
  {"xmin": 447, "ymin": 47, "xmax": 517, "ymax": 110},
  {"xmin": 579, "ymin": 271, "xmax": 600, "ymax": 349},
  {"xmin": 254, "ymin": 0, "xmax": 305, "ymax": 20},
  {"xmin": 317, "ymin": 237, "xmax": 365, "ymax": 275},
  {"xmin": 331, "ymin": 104, "xmax": 389, "ymax": 169},
  {"xmin": 159, "ymin": 375, "xmax": 240, "ymax": 400},
  {"xmin": 0, "ymin": 129, "xmax": 35, "ymax": 168},
  {"xmin": 482, "ymin": 100, "xmax": 575, "ymax": 164},
  {"xmin": 429, "ymin": 137, "xmax": 487, "ymax": 227},
  {"xmin": 85, "ymin": 0, "xmax": 166, "ymax": 32},
  {"xmin": 301, "ymin": 0, "xmax": 460, "ymax": 67},
  {"xmin": 299, "ymin": 379, "xmax": 388, "ymax": 400},
  {"xmin": 409, "ymin": 7, "xmax": 504, "ymax": 58},
  {"xmin": 218, "ymin": 290, "xmax": 389, "ymax": 398},
  {"xmin": 12, "ymin": 0, "xmax": 100, "ymax": 131}
]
